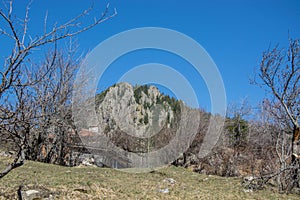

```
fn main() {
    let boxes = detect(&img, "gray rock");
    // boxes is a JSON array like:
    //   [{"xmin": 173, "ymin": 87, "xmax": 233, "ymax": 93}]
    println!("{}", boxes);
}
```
[
  {"xmin": 243, "ymin": 189, "xmax": 253, "ymax": 193},
  {"xmin": 242, "ymin": 175, "xmax": 263, "ymax": 190},
  {"xmin": 0, "ymin": 151, "xmax": 9, "ymax": 157},
  {"xmin": 163, "ymin": 178, "xmax": 176, "ymax": 185},
  {"xmin": 79, "ymin": 154, "xmax": 95, "ymax": 166},
  {"xmin": 94, "ymin": 155, "xmax": 105, "ymax": 167},
  {"xmin": 21, "ymin": 190, "xmax": 40, "ymax": 200},
  {"xmin": 158, "ymin": 188, "xmax": 169, "ymax": 194},
  {"xmin": 243, "ymin": 175, "xmax": 255, "ymax": 182}
]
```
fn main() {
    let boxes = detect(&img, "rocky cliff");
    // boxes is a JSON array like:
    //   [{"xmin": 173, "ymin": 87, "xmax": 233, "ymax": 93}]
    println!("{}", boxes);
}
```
[
  {"xmin": 93, "ymin": 82, "xmax": 181, "ymax": 153},
  {"xmin": 95, "ymin": 83, "xmax": 178, "ymax": 137}
]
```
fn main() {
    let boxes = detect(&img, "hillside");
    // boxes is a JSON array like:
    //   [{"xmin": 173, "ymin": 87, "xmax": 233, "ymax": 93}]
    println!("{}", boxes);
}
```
[
  {"xmin": 0, "ymin": 156, "xmax": 298, "ymax": 199},
  {"xmin": 71, "ymin": 82, "xmax": 200, "ymax": 169}
]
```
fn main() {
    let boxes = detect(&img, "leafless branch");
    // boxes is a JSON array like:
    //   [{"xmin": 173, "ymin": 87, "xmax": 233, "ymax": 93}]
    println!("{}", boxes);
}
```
[{"xmin": 0, "ymin": 0, "xmax": 116, "ymax": 178}]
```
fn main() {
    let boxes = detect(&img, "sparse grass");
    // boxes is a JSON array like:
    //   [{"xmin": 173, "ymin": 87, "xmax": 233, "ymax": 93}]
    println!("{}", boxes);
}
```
[{"xmin": 0, "ymin": 156, "xmax": 299, "ymax": 199}]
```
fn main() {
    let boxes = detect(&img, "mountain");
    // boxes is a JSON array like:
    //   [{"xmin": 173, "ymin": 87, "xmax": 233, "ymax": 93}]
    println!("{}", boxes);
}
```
[
  {"xmin": 94, "ymin": 82, "xmax": 182, "ymax": 153},
  {"xmin": 71, "ymin": 82, "xmax": 200, "ymax": 169},
  {"xmin": 96, "ymin": 83, "xmax": 180, "ymax": 135}
]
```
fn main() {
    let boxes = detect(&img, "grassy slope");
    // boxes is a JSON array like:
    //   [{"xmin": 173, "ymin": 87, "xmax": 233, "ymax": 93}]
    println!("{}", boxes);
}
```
[{"xmin": 0, "ymin": 157, "xmax": 298, "ymax": 200}]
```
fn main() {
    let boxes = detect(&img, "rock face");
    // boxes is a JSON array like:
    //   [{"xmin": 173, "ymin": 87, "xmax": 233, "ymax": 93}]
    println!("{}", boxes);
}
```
[
  {"xmin": 95, "ymin": 83, "xmax": 176, "ymax": 138},
  {"xmin": 70, "ymin": 82, "xmax": 186, "ymax": 168}
]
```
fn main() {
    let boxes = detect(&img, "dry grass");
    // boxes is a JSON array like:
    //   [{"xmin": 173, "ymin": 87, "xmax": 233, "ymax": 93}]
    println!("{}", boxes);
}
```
[{"xmin": 0, "ymin": 156, "xmax": 299, "ymax": 199}]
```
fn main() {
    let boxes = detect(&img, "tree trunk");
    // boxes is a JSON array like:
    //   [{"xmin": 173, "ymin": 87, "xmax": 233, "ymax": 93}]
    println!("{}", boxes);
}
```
[
  {"xmin": 0, "ymin": 149, "xmax": 25, "ymax": 179},
  {"xmin": 291, "ymin": 126, "xmax": 300, "ymax": 189}
]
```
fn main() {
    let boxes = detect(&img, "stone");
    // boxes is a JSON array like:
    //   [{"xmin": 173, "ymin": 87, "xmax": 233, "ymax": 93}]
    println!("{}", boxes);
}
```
[
  {"xmin": 243, "ymin": 176, "xmax": 255, "ymax": 182},
  {"xmin": 20, "ymin": 189, "xmax": 54, "ymax": 200},
  {"xmin": 243, "ymin": 189, "xmax": 253, "ymax": 193},
  {"xmin": 158, "ymin": 188, "xmax": 169, "ymax": 194},
  {"xmin": 0, "ymin": 151, "xmax": 9, "ymax": 157},
  {"xmin": 242, "ymin": 175, "xmax": 263, "ymax": 190},
  {"xmin": 81, "ymin": 157, "xmax": 95, "ymax": 166},
  {"xmin": 163, "ymin": 178, "xmax": 176, "ymax": 185},
  {"xmin": 94, "ymin": 155, "xmax": 105, "ymax": 167},
  {"xmin": 21, "ymin": 190, "xmax": 40, "ymax": 200}
]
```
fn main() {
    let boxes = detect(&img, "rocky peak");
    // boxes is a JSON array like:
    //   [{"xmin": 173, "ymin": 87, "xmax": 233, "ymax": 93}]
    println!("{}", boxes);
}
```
[{"xmin": 95, "ymin": 82, "xmax": 176, "ymax": 138}]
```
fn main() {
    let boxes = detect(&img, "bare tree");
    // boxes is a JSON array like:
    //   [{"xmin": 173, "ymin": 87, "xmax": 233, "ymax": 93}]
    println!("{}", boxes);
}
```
[
  {"xmin": 27, "ymin": 46, "xmax": 80, "ymax": 165},
  {"xmin": 0, "ymin": 1, "xmax": 116, "ymax": 178},
  {"xmin": 226, "ymin": 98, "xmax": 251, "ymax": 148},
  {"xmin": 253, "ymin": 38, "xmax": 300, "ymax": 192},
  {"xmin": 0, "ymin": 84, "xmax": 35, "ymax": 178}
]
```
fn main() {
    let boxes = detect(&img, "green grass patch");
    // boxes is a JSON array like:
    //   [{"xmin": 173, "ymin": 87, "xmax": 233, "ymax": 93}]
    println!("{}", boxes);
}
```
[{"xmin": 0, "ymin": 157, "xmax": 299, "ymax": 199}]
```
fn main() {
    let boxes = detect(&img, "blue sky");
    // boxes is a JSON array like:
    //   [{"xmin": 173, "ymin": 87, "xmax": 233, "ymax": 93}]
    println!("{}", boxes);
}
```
[{"xmin": 1, "ymin": 0, "xmax": 300, "ymax": 112}]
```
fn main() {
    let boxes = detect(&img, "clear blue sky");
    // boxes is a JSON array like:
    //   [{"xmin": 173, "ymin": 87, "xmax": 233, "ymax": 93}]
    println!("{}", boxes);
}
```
[{"xmin": 1, "ymin": 0, "xmax": 300, "ymax": 112}]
